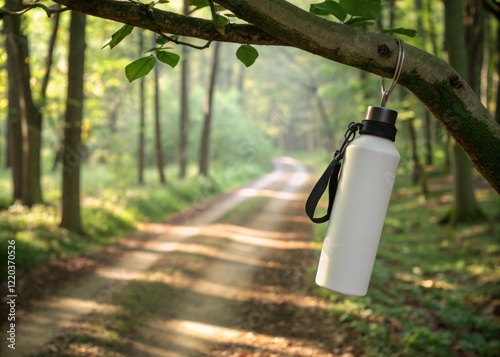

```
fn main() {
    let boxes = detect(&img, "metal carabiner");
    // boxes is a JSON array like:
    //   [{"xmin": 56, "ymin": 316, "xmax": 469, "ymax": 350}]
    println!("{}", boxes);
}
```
[{"xmin": 380, "ymin": 38, "xmax": 405, "ymax": 107}]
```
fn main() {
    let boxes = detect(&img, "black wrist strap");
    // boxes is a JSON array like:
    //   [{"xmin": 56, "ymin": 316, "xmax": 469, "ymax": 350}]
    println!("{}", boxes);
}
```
[
  {"xmin": 305, "ymin": 122, "xmax": 362, "ymax": 224},
  {"xmin": 305, "ymin": 158, "xmax": 341, "ymax": 223}
]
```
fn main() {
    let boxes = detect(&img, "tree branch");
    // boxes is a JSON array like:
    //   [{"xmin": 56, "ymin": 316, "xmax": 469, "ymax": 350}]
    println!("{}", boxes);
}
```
[
  {"xmin": 0, "ymin": 3, "xmax": 69, "ymax": 18},
  {"xmin": 51, "ymin": 0, "xmax": 500, "ymax": 193},
  {"xmin": 50, "ymin": 0, "xmax": 283, "ymax": 46},
  {"xmin": 479, "ymin": 0, "xmax": 500, "ymax": 19}
]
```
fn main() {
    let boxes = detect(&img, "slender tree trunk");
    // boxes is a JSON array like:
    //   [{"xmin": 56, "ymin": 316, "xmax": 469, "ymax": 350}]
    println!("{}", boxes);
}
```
[
  {"xmin": 426, "ymin": 0, "xmax": 440, "ymax": 57},
  {"xmin": 138, "ymin": 32, "xmax": 146, "ymax": 185},
  {"xmin": 40, "ymin": 7, "xmax": 61, "ymax": 105},
  {"xmin": 199, "ymin": 42, "xmax": 221, "ymax": 177},
  {"xmin": 426, "ymin": 0, "xmax": 447, "ymax": 165},
  {"xmin": 237, "ymin": 62, "xmax": 245, "ymax": 106},
  {"xmin": 443, "ymin": 0, "xmax": 484, "ymax": 225},
  {"xmin": 465, "ymin": 0, "xmax": 485, "ymax": 97},
  {"xmin": 178, "ymin": 0, "xmax": 190, "ymax": 178},
  {"xmin": 60, "ymin": 11, "xmax": 86, "ymax": 234},
  {"xmin": 415, "ymin": 0, "xmax": 433, "ymax": 166},
  {"xmin": 43, "ymin": 7, "xmax": 62, "ymax": 172},
  {"xmin": 495, "ymin": 25, "xmax": 500, "ymax": 124},
  {"xmin": 313, "ymin": 89, "xmax": 334, "ymax": 142},
  {"xmin": 7, "ymin": 0, "xmax": 43, "ymax": 206},
  {"xmin": 3, "ymin": 3, "xmax": 23, "ymax": 200},
  {"xmin": 408, "ymin": 118, "xmax": 429, "ymax": 198},
  {"xmin": 154, "ymin": 55, "xmax": 166, "ymax": 185}
]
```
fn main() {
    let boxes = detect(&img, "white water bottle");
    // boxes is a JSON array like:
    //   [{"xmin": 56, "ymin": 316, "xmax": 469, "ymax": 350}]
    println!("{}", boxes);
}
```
[{"xmin": 315, "ymin": 106, "xmax": 400, "ymax": 296}]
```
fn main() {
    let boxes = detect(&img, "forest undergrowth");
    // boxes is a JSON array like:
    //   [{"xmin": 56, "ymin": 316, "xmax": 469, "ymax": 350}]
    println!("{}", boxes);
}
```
[
  {"xmin": 310, "ymin": 164, "xmax": 500, "ymax": 356},
  {"xmin": 0, "ymin": 161, "xmax": 271, "ymax": 280},
  {"xmin": 0, "ymin": 156, "xmax": 499, "ymax": 356}
]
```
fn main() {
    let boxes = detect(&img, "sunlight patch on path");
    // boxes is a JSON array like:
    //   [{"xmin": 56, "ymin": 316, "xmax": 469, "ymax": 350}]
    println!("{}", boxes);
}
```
[{"xmin": 140, "ymin": 319, "xmax": 336, "ymax": 357}]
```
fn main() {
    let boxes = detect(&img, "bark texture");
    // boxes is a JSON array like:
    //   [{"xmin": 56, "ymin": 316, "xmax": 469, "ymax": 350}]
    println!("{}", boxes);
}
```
[{"xmin": 60, "ymin": 11, "xmax": 86, "ymax": 233}]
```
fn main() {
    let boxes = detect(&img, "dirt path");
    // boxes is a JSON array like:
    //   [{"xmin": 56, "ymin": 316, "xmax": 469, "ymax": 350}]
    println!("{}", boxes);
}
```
[
  {"xmin": 2, "ymin": 157, "xmax": 350, "ymax": 357},
  {"xmin": 121, "ymin": 157, "xmax": 318, "ymax": 357}
]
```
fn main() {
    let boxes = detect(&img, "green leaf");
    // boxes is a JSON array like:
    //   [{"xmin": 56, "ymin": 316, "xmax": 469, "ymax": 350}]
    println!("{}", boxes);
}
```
[
  {"xmin": 236, "ymin": 45, "xmax": 259, "ymax": 67},
  {"xmin": 382, "ymin": 27, "xmax": 418, "ymax": 38},
  {"xmin": 155, "ymin": 35, "xmax": 168, "ymax": 45},
  {"xmin": 310, "ymin": 3, "xmax": 331, "ymax": 16},
  {"xmin": 156, "ymin": 51, "xmax": 180, "ymax": 68},
  {"xmin": 145, "ymin": 47, "xmax": 159, "ymax": 54},
  {"xmin": 339, "ymin": 0, "xmax": 381, "ymax": 19},
  {"xmin": 189, "ymin": 0, "xmax": 209, "ymax": 9},
  {"xmin": 125, "ymin": 56, "xmax": 156, "ymax": 82},
  {"xmin": 310, "ymin": 1, "xmax": 347, "ymax": 21},
  {"xmin": 213, "ymin": 14, "xmax": 229, "ymax": 35},
  {"xmin": 102, "ymin": 24, "xmax": 134, "ymax": 50},
  {"xmin": 344, "ymin": 17, "xmax": 374, "ymax": 27}
]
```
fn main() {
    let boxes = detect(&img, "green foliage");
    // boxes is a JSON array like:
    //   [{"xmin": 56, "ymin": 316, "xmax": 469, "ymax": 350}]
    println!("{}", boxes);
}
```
[
  {"xmin": 189, "ymin": 0, "xmax": 209, "ymax": 10},
  {"xmin": 125, "ymin": 56, "xmax": 156, "ymax": 82},
  {"xmin": 102, "ymin": 24, "xmax": 134, "ymax": 50},
  {"xmin": 310, "ymin": 1, "xmax": 347, "ymax": 21},
  {"xmin": 339, "ymin": 0, "xmax": 380, "ymax": 18},
  {"xmin": 383, "ymin": 27, "xmax": 417, "ymax": 38},
  {"xmin": 212, "ymin": 13, "xmax": 229, "ymax": 35},
  {"xmin": 156, "ymin": 50, "xmax": 180, "ymax": 67},
  {"xmin": 311, "ymin": 167, "xmax": 500, "ymax": 356},
  {"xmin": 310, "ymin": 0, "xmax": 416, "ymax": 35},
  {"xmin": 236, "ymin": 44, "xmax": 259, "ymax": 67},
  {"xmin": 310, "ymin": 0, "xmax": 379, "ymax": 24},
  {"xmin": 0, "ymin": 160, "xmax": 272, "ymax": 280}
]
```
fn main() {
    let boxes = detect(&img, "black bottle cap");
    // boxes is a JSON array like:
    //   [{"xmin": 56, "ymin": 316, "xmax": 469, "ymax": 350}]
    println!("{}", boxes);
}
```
[
  {"xmin": 360, "ymin": 106, "xmax": 398, "ymax": 141},
  {"xmin": 365, "ymin": 106, "xmax": 398, "ymax": 125}
]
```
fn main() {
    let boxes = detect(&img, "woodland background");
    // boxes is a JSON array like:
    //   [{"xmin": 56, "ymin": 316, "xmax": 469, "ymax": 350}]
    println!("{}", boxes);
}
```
[{"xmin": 0, "ymin": 1, "xmax": 499, "ymax": 356}]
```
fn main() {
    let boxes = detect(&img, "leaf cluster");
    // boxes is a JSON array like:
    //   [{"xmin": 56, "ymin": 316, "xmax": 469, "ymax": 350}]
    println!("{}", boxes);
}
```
[
  {"xmin": 310, "ymin": 0, "xmax": 416, "ymax": 37},
  {"xmin": 103, "ymin": 24, "xmax": 180, "ymax": 82}
]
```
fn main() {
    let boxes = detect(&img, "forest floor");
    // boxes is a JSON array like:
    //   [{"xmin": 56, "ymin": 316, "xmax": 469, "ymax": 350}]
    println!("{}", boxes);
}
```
[
  {"xmin": 1, "ymin": 157, "xmax": 348, "ymax": 357},
  {"xmin": 2, "ymin": 157, "xmax": 499, "ymax": 357}
]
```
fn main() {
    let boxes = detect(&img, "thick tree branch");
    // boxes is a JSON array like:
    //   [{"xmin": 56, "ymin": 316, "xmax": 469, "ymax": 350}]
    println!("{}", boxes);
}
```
[
  {"xmin": 50, "ymin": 0, "xmax": 283, "ymax": 46},
  {"xmin": 51, "ymin": 0, "xmax": 500, "ymax": 193}
]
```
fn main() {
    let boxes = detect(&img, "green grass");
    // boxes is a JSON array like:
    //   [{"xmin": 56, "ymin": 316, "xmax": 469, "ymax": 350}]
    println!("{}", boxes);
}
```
[
  {"xmin": 311, "ymin": 167, "xmax": 500, "ymax": 356},
  {"xmin": 0, "ymin": 161, "xmax": 272, "ymax": 280}
]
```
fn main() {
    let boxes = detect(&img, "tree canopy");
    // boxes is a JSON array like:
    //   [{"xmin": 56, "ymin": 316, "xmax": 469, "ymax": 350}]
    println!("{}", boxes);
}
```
[{"xmin": 15, "ymin": 0, "xmax": 500, "ymax": 193}]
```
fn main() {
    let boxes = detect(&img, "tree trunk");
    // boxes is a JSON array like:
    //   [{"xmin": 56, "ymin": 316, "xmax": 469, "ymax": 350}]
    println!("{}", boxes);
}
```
[
  {"xmin": 154, "ymin": 53, "xmax": 167, "ymax": 185},
  {"xmin": 443, "ymin": 0, "xmax": 484, "ymax": 225},
  {"xmin": 408, "ymin": 118, "xmax": 429, "ymax": 198},
  {"xmin": 60, "ymin": 11, "xmax": 86, "ymax": 234},
  {"xmin": 138, "ymin": 32, "xmax": 146, "ymax": 185},
  {"xmin": 415, "ymin": 0, "xmax": 433, "ymax": 165},
  {"xmin": 495, "ymin": 25, "xmax": 500, "ymax": 124},
  {"xmin": 465, "ymin": 0, "xmax": 485, "ymax": 97},
  {"xmin": 178, "ymin": 0, "xmax": 190, "ymax": 179},
  {"xmin": 7, "ymin": 0, "xmax": 44, "ymax": 206},
  {"xmin": 199, "ymin": 42, "xmax": 221, "ymax": 177},
  {"xmin": 313, "ymin": 89, "xmax": 334, "ymax": 142},
  {"xmin": 3, "ymin": 2, "xmax": 23, "ymax": 200},
  {"xmin": 40, "ymin": 7, "xmax": 61, "ymax": 105}
]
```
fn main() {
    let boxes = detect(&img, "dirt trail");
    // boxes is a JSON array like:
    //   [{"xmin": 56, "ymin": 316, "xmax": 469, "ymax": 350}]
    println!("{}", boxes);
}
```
[
  {"xmin": 2, "ymin": 157, "xmax": 340, "ymax": 357},
  {"xmin": 125, "ymin": 157, "xmax": 314, "ymax": 356}
]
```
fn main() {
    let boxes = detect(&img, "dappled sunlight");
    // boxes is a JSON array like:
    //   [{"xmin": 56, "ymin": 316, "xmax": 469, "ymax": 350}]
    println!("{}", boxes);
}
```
[
  {"xmin": 141, "ymin": 319, "xmax": 336, "ymax": 357},
  {"xmin": 237, "ymin": 187, "xmax": 310, "ymax": 201},
  {"xmin": 394, "ymin": 271, "xmax": 459, "ymax": 290},
  {"xmin": 203, "ymin": 224, "xmax": 313, "ymax": 249},
  {"xmin": 155, "ymin": 241, "xmax": 288, "ymax": 270}
]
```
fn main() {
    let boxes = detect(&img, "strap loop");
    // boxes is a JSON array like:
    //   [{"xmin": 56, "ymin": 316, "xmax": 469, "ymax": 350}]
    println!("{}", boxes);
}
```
[{"xmin": 305, "ymin": 122, "xmax": 362, "ymax": 223}]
